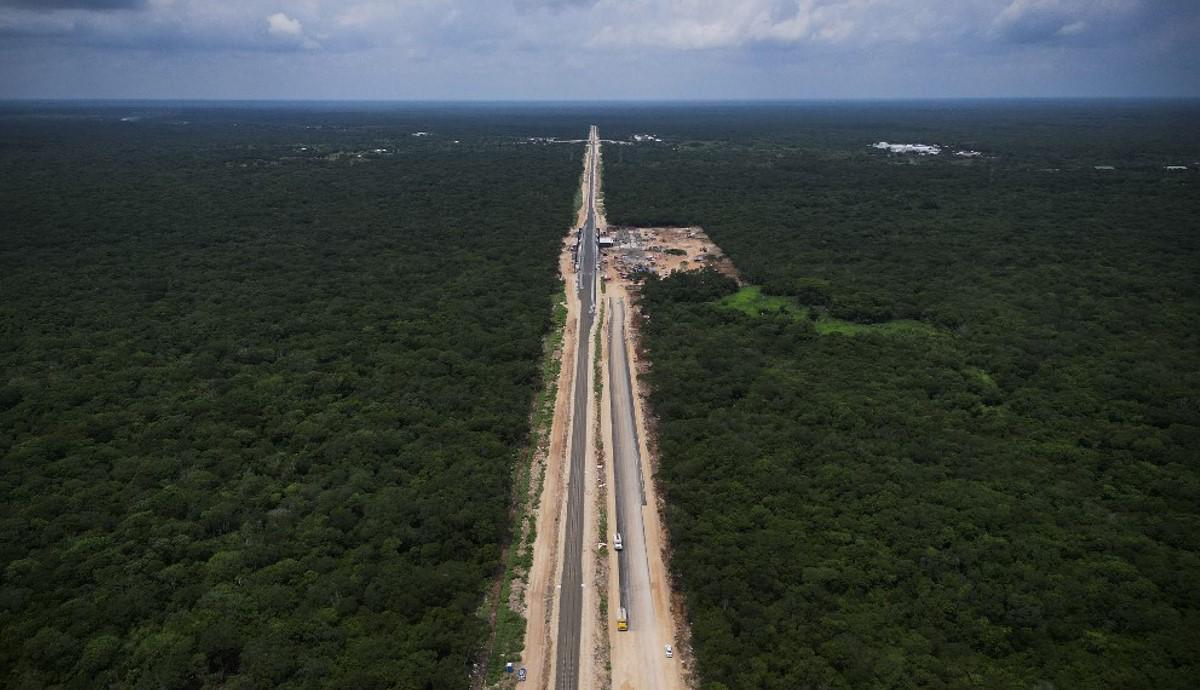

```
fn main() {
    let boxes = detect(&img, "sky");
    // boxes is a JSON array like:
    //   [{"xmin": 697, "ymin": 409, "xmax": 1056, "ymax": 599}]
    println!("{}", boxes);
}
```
[{"xmin": 0, "ymin": 0, "xmax": 1197, "ymax": 100}]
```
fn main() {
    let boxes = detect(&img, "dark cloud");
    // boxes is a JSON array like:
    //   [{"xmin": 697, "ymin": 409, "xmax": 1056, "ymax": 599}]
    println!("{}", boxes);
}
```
[
  {"xmin": 1138, "ymin": 0, "xmax": 1200, "ymax": 32},
  {"xmin": 991, "ymin": 7, "xmax": 1074, "ymax": 44},
  {"xmin": 989, "ymin": 0, "xmax": 1200, "ymax": 46},
  {"xmin": 0, "ymin": 0, "xmax": 144, "ymax": 9}
]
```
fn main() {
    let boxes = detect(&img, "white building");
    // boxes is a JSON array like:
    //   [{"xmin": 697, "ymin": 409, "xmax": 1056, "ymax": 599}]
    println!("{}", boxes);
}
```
[{"xmin": 872, "ymin": 141, "xmax": 941, "ymax": 155}]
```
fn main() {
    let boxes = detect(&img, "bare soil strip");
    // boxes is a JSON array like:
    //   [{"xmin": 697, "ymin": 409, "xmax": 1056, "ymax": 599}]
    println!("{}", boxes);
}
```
[{"xmin": 516, "ymin": 137, "xmax": 597, "ymax": 690}]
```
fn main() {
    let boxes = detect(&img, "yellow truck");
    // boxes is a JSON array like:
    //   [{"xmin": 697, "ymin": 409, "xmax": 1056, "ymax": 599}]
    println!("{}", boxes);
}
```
[{"xmin": 617, "ymin": 608, "xmax": 628, "ymax": 632}]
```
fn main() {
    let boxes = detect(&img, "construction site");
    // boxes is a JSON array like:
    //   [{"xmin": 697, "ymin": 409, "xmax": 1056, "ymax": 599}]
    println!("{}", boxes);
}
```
[{"xmin": 599, "ymin": 225, "xmax": 737, "ymax": 286}]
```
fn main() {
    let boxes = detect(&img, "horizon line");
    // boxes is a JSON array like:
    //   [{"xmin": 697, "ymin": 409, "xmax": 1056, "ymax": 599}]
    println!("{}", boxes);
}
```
[{"xmin": 3, "ymin": 96, "xmax": 1200, "ymax": 105}]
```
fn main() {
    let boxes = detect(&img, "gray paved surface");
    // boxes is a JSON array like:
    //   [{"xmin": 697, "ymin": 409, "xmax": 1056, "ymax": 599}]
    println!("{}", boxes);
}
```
[{"xmin": 609, "ymin": 297, "xmax": 652, "ymax": 637}]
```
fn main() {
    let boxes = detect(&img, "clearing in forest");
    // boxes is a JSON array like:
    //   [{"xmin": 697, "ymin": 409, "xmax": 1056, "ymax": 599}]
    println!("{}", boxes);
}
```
[
  {"xmin": 717, "ymin": 286, "xmax": 942, "ymax": 337},
  {"xmin": 600, "ymin": 226, "xmax": 737, "ymax": 286}
]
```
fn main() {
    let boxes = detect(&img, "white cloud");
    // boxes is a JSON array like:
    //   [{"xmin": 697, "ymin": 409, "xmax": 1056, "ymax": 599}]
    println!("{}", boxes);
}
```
[
  {"xmin": 265, "ymin": 11, "xmax": 321, "ymax": 48},
  {"xmin": 1057, "ymin": 20, "xmax": 1086, "ymax": 36},
  {"xmin": 266, "ymin": 12, "xmax": 302, "ymax": 38},
  {"xmin": 586, "ymin": 0, "xmax": 986, "ymax": 51}
]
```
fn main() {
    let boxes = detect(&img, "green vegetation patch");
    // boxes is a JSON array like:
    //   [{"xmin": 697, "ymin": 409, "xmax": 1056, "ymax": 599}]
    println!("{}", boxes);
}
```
[
  {"xmin": 716, "ymin": 285, "xmax": 940, "ymax": 337},
  {"xmin": 717, "ymin": 285, "xmax": 799, "ymax": 316}
]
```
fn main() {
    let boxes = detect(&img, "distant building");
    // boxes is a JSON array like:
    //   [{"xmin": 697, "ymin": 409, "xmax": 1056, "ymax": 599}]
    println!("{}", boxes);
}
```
[
  {"xmin": 873, "ymin": 141, "xmax": 941, "ymax": 155},
  {"xmin": 1165, "ymin": 165, "xmax": 1188, "ymax": 171},
  {"xmin": 598, "ymin": 236, "xmax": 615, "ymax": 248}
]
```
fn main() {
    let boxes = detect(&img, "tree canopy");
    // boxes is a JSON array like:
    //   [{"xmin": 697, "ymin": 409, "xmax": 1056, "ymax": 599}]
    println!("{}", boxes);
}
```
[
  {"xmin": 0, "ymin": 106, "xmax": 577, "ymax": 688},
  {"xmin": 606, "ymin": 102, "xmax": 1200, "ymax": 689}
]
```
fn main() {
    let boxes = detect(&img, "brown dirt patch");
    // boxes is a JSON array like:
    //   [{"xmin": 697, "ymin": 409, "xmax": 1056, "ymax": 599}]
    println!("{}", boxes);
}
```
[{"xmin": 599, "ymin": 226, "xmax": 738, "ymax": 289}]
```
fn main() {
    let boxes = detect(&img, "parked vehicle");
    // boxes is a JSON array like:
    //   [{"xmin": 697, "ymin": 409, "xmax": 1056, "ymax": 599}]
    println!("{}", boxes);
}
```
[
  {"xmin": 614, "ymin": 533, "xmax": 623, "ymax": 550},
  {"xmin": 617, "ymin": 608, "xmax": 628, "ymax": 632},
  {"xmin": 665, "ymin": 645, "xmax": 673, "ymax": 658}
]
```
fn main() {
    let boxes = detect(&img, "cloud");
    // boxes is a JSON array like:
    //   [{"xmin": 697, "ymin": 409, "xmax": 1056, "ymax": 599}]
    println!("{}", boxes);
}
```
[
  {"xmin": 0, "ymin": 0, "xmax": 1185, "ymax": 55},
  {"xmin": 266, "ymin": 12, "xmax": 320, "ymax": 50},
  {"xmin": 0, "ymin": 1, "xmax": 329, "ymax": 51},
  {"xmin": 0, "ymin": 0, "xmax": 1197, "ymax": 98},
  {"xmin": 588, "ymin": 1, "xmax": 822, "ymax": 51},
  {"xmin": 0, "ymin": 0, "xmax": 143, "ymax": 9},
  {"xmin": 266, "ymin": 12, "xmax": 302, "ymax": 38},
  {"xmin": 988, "ymin": 0, "xmax": 1139, "ymax": 44},
  {"xmin": 513, "ymin": 0, "xmax": 598, "ymax": 13},
  {"xmin": 586, "ymin": 1, "xmax": 991, "ymax": 51}
]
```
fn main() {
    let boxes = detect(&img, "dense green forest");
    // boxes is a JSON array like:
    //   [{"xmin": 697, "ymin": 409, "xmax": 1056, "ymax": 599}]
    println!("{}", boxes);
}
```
[
  {"xmin": 0, "ymin": 106, "xmax": 580, "ymax": 688},
  {"xmin": 604, "ymin": 103, "xmax": 1200, "ymax": 688}
]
